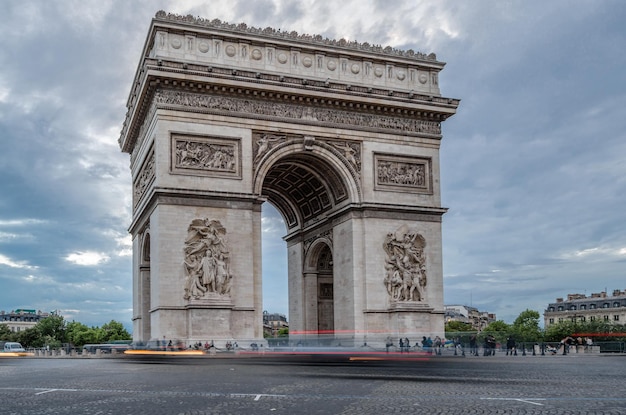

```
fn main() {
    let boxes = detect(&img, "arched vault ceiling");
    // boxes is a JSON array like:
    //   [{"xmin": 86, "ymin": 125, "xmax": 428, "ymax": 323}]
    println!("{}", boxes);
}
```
[{"xmin": 262, "ymin": 156, "xmax": 348, "ymax": 229}]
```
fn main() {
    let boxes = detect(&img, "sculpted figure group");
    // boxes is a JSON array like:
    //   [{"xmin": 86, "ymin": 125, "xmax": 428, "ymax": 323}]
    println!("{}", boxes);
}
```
[
  {"xmin": 183, "ymin": 219, "xmax": 232, "ymax": 300},
  {"xmin": 383, "ymin": 226, "xmax": 427, "ymax": 302}
]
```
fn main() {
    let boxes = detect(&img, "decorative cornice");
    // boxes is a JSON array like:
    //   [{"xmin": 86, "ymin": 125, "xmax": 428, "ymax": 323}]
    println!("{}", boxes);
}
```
[{"xmin": 155, "ymin": 11, "xmax": 438, "ymax": 62}]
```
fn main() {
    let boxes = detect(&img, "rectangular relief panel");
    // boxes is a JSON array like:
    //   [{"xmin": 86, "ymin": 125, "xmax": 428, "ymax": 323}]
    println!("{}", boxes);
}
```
[
  {"xmin": 133, "ymin": 146, "xmax": 155, "ymax": 209},
  {"xmin": 170, "ymin": 133, "xmax": 242, "ymax": 179},
  {"xmin": 374, "ymin": 153, "xmax": 432, "ymax": 194}
]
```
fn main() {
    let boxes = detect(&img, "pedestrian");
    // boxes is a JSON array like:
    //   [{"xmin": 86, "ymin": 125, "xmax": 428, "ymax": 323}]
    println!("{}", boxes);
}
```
[
  {"xmin": 506, "ymin": 336, "xmax": 517, "ymax": 356},
  {"xmin": 469, "ymin": 334, "xmax": 478, "ymax": 356},
  {"xmin": 385, "ymin": 336, "xmax": 393, "ymax": 353}
]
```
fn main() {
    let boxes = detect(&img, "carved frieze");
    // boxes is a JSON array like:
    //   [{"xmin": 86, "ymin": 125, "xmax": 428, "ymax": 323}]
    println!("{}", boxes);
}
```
[
  {"xmin": 155, "ymin": 11, "xmax": 436, "ymax": 61},
  {"xmin": 154, "ymin": 89, "xmax": 441, "ymax": 136},
  {"xmin": 252, "ymin": 132, "xmax": 287, "ymax": 165},
  {"xmin": 383, "ymin": 225, "xmax": 427, "ymax": 303},
  {"xmin": 374, "ymin": 153, "xmax": 432, "ymax": 194},
  {"xmin": 183, "ymin": 219, "xmax": 232, "ymax": 300},
  {"xmin": 133, "ymin": 148, "xmax": 155, "ymax": 209},
  {"xmin": 171, "ymin": 134, "xmax": 241, "ymax": 179},
  {"xmin": 326, "ymin": 140, "xmax": 361, "ymax": 174}
]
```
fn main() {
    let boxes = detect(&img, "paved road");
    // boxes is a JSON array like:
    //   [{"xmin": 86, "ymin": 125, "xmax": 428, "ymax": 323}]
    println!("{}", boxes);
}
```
[{"xmin": 1, "ymin": 353, "xmax": 624, "ymax": 414}]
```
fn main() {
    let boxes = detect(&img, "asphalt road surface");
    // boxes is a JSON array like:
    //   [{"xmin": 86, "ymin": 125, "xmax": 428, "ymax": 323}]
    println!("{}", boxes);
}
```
[{"xmin": 1, "ymin": 353, "xmax": 624, "ymax": 414}]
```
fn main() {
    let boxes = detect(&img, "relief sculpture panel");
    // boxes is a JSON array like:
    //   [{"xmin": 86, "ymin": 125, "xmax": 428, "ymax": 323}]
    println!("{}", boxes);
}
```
[
  {"xmin": 133, "ymin": 148, "xmax": 155, "ymax": 209},
  {"xmin": 383, "ymin": 225, "xmax": 427, "ymax": 303},
  {"xmin": 171, "ymin": 134, "xmax": 241, "ymax": 178},
  {"xmin": 375, "ymin": 153, "xmax": 432, "ymax": 194},
  {"xmin": 183, "ymin": 219, "xmax": 232, "ymax": 300}
]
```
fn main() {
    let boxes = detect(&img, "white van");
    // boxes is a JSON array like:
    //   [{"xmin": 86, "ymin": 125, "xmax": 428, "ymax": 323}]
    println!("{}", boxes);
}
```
[{"xmin": 1, "ymin": 341, "xmax": 26, "ymax": 352}]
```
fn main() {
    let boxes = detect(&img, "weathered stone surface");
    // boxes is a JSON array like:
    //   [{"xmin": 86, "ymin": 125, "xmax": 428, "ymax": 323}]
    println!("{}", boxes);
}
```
[{"xmin": 120, "ymin": 12, "xmax": 458, "ymax": 345}]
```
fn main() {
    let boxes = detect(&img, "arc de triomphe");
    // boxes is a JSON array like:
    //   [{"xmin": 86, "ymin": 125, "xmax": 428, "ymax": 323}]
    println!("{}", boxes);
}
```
[{"xmin": 119, "ymin": 11, "xmax": 459, "ymax": 346}]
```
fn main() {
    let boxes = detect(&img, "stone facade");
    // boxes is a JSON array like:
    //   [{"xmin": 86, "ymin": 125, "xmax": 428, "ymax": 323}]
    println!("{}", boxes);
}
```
[
  {"xmin": 0, "ymin": 309, "xmax": 52, "ymax": 332},
  {"xmin": 119, "ymin": 12, "xmax": 459, "ymax": 346},
  {"xmin": 544, "ymin": 289, "xmax": 626, "ymax": 328}
]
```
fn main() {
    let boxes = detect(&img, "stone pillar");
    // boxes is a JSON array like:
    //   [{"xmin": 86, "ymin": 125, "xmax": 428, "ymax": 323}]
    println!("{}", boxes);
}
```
[{"xmin": 303, "ymin": 272, "xmax": 318, "ymax": 332}]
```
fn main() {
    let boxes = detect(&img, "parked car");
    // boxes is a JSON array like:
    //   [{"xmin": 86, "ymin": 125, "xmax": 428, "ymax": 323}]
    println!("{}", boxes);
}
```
[{"xmin": 0, "ymin": 341, "xmax": 26, "ymax": 353}]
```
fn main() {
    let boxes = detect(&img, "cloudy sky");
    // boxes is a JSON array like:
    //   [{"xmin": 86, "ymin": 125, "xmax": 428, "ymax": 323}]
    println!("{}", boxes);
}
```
[{"xmin": 1, "ymin": 0, "xmax": 624, "ymax": 330}]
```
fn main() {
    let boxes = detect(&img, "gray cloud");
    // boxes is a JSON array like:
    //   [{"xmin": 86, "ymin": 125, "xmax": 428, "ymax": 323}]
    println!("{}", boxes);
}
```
[{"xmin": 1, "ymin": 0, "xmax": 624, "ymax": 329}]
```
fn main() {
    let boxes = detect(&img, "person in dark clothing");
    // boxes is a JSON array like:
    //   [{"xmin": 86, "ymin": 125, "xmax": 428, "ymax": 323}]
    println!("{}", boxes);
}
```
[
  {"xmin": 469, "ymin": 334, "xmax": 478, "ymax": 356},
  {"xmin": 506, "ymin": 336, "xmax": 517, "ymax": 356}
]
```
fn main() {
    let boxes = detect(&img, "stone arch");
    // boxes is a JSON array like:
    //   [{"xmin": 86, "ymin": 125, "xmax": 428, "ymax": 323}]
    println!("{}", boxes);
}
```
[
  {"xmin": 254, "ymin": 139, "xmax": 360, "ymax": 230},
  {"xmin": 140, "ymin": 229, "xmax": 151, "ymax": 266},
  {"xmin": 120, "ymin": 14, "xmax": 457, "ymax": 346},
  {"xmin": 137, "ymin": 228, "xmax": 151, "ymax": 343},
  {"xmin": 302, "ymin": 239, "xmax": 334, "ymax": 334}
]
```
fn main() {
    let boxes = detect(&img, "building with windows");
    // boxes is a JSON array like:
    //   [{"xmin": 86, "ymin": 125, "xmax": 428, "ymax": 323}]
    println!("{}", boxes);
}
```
[
  {"xmin": 544, "ymin": 289, "xmax": 626, "ymax": 328},
  {"xmin": 0, "ymin": 309, "xmax": 52, "ymax": 332},
  {"xmin": 444, "ymin": 305, "xmax": 495, "ymax": 331},
  {"xmin": 262, "ymin": 311, "xmax": 289, "ymax": 338}
]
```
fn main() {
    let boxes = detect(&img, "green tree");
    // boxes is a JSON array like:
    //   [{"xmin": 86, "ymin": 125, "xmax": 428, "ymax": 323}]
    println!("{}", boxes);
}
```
[
  {"xmin": 0, "ymin": 323, "xmax": 13, "ymax": 341},
  {"xmin": 444, "ymin": 321, "xmax": 474, "ymax": 333},
  {"xmin": 15, "ymin": 326, "xmax": 42, "ymax": 348},
  {"xmin": 37, "ymin": 315, "xmax": 67, "ymax": 344},
  {"xmin": 66, "ymin": 321, "xmax": 101, "ymax": 348},
  {"xmin": 99, "ymin": 320, "xmax": 131, "ymax": 342},
  {"xmin": 481, "ymin": 320, "xmax": 511, "ymax": 345},
  {"xmin": 511, "ymin": 309, "xmax": 542, "ymax": 342},
  {"xmin": 543, "ymin": 320, "xmax": 577, "ymax": 342}
]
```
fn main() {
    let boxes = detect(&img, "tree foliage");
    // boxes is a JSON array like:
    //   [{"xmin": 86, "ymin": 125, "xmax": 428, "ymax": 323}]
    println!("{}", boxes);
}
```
[
  {"xmin": 444, "ymin": 321, "xmax": 474, "ymax": 333},
  {"xmin": 481, "ymin": 320, "xmax": 511, "ymax": 344},
  {"xmin": 511, "ymin": 309, "xmax": 542, "ymax": 342},
  {"xmin": 0, "ymin": 317, "xmax": 130, "ymax": 348}
]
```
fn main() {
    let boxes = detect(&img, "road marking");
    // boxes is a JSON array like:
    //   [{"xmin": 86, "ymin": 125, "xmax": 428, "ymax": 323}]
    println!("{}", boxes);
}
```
[
  {"xmin": 481, "ymin": 397, "xmax": 546, "ymax": 406},
  {"xmin": 35, "ymin": 389, "xmax": 59, "ymax": 395}
]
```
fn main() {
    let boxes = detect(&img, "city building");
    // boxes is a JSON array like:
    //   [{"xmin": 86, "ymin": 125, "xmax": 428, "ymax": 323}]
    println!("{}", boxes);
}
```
[
  {"xmin": 444, "ymin": 305, "xmax": 496, "ymax": 331},
  {"xmin": 263, "ymin": 311, "xmax": 289, "ymax": 338},
  {"xmin": 544, "ymin": 289, "xmax": 626, "ymax": 328},
  {"xmin": 0, "ymin": 309, "xmax": 53, "ymax": 332}
]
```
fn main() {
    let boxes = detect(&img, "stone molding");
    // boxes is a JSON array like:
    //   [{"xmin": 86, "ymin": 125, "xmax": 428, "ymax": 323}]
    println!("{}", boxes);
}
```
[
  {"xmin": 154, "ymin": 11, "xmax": 437, "ymax": 63},
  {"xmin": 154, "ymin": 89, "xmax": 441, "ymax": 136}
]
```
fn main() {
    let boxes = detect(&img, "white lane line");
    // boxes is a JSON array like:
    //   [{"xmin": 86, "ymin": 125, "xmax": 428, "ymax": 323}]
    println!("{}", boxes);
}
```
[
  {"xmin": 35, "ymin": 389, "xmax": 59, "ymax": 395},
  {"xmin": 34, "ymin": 388, "xmax": 77, "ymax": 395},
  {"xmin": 481, "ymin": 397, "xmax": 546, "ymax": 406}
]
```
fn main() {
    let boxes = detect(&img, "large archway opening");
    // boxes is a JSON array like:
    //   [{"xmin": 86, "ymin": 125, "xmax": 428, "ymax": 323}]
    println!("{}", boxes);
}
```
[
  {"xmin": 258, "ymin": 150, "xmax": 352, "ymax": 337},
  {"xmin": 261, "ymin": 202, "xmax": 288, "ymax": 318}
]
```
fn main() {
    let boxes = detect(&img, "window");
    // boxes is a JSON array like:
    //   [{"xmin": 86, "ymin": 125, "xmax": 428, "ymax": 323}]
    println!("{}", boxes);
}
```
[
  {"xmin": 580, "ymin": 305, "xmax": 586, "ymax": 310},
  {"xmin": 590, "ymin": 316, "xmax": 596, "ymax": 321},
  {"xmin": 614, "ymin": 302, "xmax": 620, "ymax": 308},
  {"xmin": 614, "ymin": 315, "xmax": 620, "ymax": 321},
  {"xmin": 604, "ymin": 315, "xmax": 609, "ymax": 321},
  {"xmin": 580, "ymin": 316, "xmax": 586, "ymax": 322},
  {"xmin": 603, "ymin": 303, "xmax": 609, "ymax": 308},
  {"xmin": 590, "ymin": 304, "xmax": 596, "ymax": 309},
  {"xmin": 549, "ymin": 318, "xmax": 554, "ymax": 324},
  {"xmin": 549, "ymin": 307, "xmax": 555, "ymax": 312},
  {"xmin": 558, "ymin": 306, "xmax": 564, "ymax": 311},
  {"xmin": 558, "ymin": 318, "xmax": 563, "ymax": 323},
  {"xmin": 570, "ymin": 305, "xmax": 577, "ymax": 311}
]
